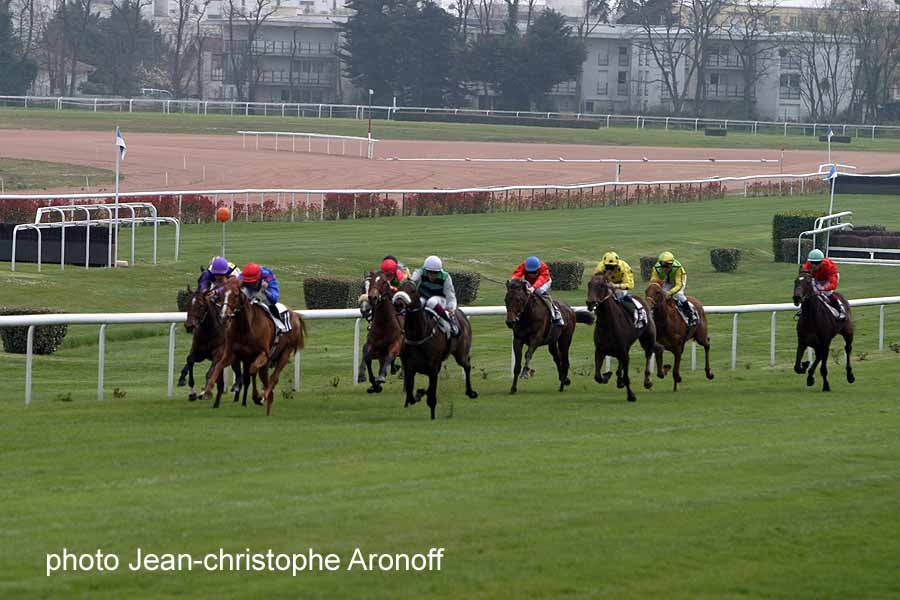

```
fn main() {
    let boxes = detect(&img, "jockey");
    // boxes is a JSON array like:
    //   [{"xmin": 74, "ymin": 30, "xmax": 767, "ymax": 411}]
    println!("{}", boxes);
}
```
[
  {"xmin": 595, "ymin": 251, "xmax": 644, "ymax": 326},
  {"xmin": 198, "ymin": 256, "xmax": 241, "ymax": 292},
  {"xmin": 380, "ymin": 256, "xmax": 410, "ymax": 289},
  {"xmin": 240, "ymin": 262, "xmax": 282, "ymax": 322},
  {"xmin": 511, "ymin": 255, "xmax": 564, "ymax": 326},
  {"xmin": 802, "ymin": 248, "xmax": 846, "ymax": 320},
  {"xmin": 650, "ymin": 251, "xmax": 697, "ymax": 326},
  {"xmin": 410, "ymin": 255, "xmax": 459, "ymax": 336}
]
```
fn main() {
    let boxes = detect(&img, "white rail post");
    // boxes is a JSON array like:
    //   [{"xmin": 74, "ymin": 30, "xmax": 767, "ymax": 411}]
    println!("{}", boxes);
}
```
[
  {"xmin": 770, "ymin": 311, "xmax": 777, "ymax": 367},
  {"xmin": 731, "ymin": 313, "xmax": 738, "ymax": 370},
  {"xmin": 167, "ymin": 323, "xmax": 177, "ymax": 398},
  {"xmin": 352, "ymin": 318, "xmax": 361, "ymax": 385},
  {"xmin": 293, "ymin": 351, "xmax": 300, "ymax": 391},
  {"xmin": 691, "ymin": 341, "xmax": 697, "ymax": 370},
  {"xmin": 25, "ymin": 325, "xmax": 34, "ymax": 405},
  {"xmin": 605, "ymin": 356, "xmax": 611, "ymax": 372},
  {"xmin": 98, "ymin": 324, "xmax": 107, "ymax": 400},
  {"xmin": 879, "ymin": 305, "xmax": 885, "ymax": 351}
]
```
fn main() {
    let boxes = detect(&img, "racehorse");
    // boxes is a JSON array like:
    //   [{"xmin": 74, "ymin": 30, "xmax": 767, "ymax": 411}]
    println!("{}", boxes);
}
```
[
  {"xmin": 645, "ymin": 281, "xmax": 714, "ymax": 391},
  {"xmin": 504, "ymin": 279, "xmax": 594, "ymax": 393},
  {"xmin": 586, "ymin": 273, "xmax": 657, "ymax": 402},
  {"xmin": 394, "ymin": 283, "xmax": 478, "ymax": 419},
  {"xmin": 792, "ymin": 270, "xmax": 855, "ymax": 391},
  {"xmin": 362, "ymin": 271, "xmax": 404, "ymax": 393},
  {"xmin": 202, "ymin": 279, "xmax": 305, "ymax": 415},
  {"xmin": 179, "ymin": 286, "xmax": 244, "ymax": 407}
]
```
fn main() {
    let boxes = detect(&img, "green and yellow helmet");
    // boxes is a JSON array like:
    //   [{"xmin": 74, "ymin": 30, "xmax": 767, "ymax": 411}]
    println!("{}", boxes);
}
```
[
  {"xmin": 658, "ymin": 251, "xmax": 675, "ymax": 265},
  {"xmin": 602, "ymin": 251, "xmax": 620, "ymax": 268}
]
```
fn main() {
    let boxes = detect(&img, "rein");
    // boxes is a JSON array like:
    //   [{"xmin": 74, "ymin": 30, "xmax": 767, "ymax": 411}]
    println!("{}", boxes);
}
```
[{"xmin": 402, "ymin": 303, "xmax": 438, "ymax": 346}]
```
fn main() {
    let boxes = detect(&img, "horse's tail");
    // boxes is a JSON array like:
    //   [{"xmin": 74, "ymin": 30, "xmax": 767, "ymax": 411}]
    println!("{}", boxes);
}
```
[
  {"xmin": 575, "ymin": 311, "xmax": 595, "ymax": 325},
  {"xmin": 293, "ymin": 313, "xmax": 306, "ymax": 351}
]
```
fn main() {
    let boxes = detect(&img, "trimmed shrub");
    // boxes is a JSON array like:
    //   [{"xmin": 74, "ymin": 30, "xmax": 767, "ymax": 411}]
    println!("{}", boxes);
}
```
[
  {"xmin": 0, "ymin": 307, "xmax": 68, "ymax": 354},
  {"xmin": 303, "ymin": 277, "xmax": 359, "ymax": 309},
  {"xmin": 710, "ymin": 248, "xmax": 742, "ymax": 272},
  {"xmin": 640, "ymin": 256, "xmax": 657, "ymax": 281},
  {"xmin": 781, "ymin": 238, "xmax": 812, "ymax": 264},
  {"xmin": 547, "ymin": 261, "xmax": 584, "ymax": 290},
  {"xmin": 176, "ymin": 288, "xmax": 190, "ymax": 311},
  {"xmin": 772, "ymin": 211, "xmax": 820, "ymax": 262},
  {"xmin": 448, "ymin": 271, "xmax": 481, "ymax": 305}
]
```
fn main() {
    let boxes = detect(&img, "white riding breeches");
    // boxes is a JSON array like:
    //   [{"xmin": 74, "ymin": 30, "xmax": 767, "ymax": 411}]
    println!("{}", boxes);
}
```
[
  {"xmin": 614, "ymin": 288, "xmax": 630, "ymax": 301},
  {"xmin": 663, "ymin": 275, "xmax": 687, "ymax": 303},
  {"xmin": 533, "ymin": 280, "xmax": 552, "ymax": 295},
  {"xmin": 423, "ymin": 296, "xmax": 448, "ymax": 310}
]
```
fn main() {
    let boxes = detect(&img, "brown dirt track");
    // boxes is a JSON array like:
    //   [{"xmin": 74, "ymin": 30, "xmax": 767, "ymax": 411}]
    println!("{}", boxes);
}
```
[{"xmin": 1, "ymin": 129, "xmax": 897, "ymax": 194}]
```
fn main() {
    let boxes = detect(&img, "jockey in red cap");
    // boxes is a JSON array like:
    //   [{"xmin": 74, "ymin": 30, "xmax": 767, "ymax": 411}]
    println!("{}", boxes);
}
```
[{"xmin": 380, "ymin": 255, "xmax": 409, "ymax": 289}]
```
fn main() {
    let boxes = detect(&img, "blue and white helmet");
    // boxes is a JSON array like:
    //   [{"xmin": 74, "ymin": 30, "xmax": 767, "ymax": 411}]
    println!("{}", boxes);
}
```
[{"xmin": 525, "ymin": 256, "xmax": 541, "ymax": 272}]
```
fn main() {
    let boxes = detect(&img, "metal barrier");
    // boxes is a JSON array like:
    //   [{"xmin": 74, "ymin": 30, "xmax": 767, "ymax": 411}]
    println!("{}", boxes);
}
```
[
  {"xmin": 2, "ymin": 296, "xmax": 898, "ymax": 405},
  {"xmin": 238, "ymin": 130, "xmax": 378, "ymax": 159},
  {"xmin": 797, "ymin": 211, "xmax": 853, "ymax": 264}
]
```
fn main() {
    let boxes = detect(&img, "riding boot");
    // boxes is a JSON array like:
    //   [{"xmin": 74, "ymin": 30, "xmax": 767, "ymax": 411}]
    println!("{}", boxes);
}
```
[
  {"xmin": 830, "ymin": 295, "xmax": 846, "ymax": 320},
  {"xmin": 434, "ymin": 304, "xmax": 458, "ymax": 336},
  {"xmin": 545, "ymin": 296, "xmax": 564, "ymax": 326},
  {"xmin": 678, "ymin": 299, "xmax": 696, "ymax": 326}
]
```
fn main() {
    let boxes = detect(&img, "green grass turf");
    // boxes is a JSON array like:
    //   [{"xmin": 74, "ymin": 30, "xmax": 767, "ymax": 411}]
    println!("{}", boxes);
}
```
[
  {"xmin": 1, "ymin": 194, "xmax": 899, "ymax": 598},
  {"xmin": 3, "ymin": 106, "xmax": 900, "ymax": 153},
  {"xmin": 0, "ymin": 157, "xmax": 115, "ymax": 192}
]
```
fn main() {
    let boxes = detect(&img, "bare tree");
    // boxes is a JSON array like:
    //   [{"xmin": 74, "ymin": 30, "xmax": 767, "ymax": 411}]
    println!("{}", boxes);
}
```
[
  {"xmin": 574, "ymin": 0, "xmax": 609, "ymax": 112},
  {"xmin": 686, "ymin": 0, "xmax": 726, "ymax": 116},
  {"xmin": 847, "ymin": 0, "xmax": 900, "ymax": 122},
  {"xmin": 792, "ymin": 6, "xmax": 855, "ymax": 121},
  {"xmin": 449, "ymin": 0, "xmax": 474, "ymax": 37},
  {"xmin": 62, "ymin": 0, "xmax": 95, "ymax": 95},
  {"xmin": 723, "ymin": 0, "xmax": 779, "ymax": 119},
  {"xmin": 225, "ymin": 0, "xmax": 276, "ymax": 101},
  {"xmin": 169, "ymin": 0, "xmax": 209, "ymax": 97}
]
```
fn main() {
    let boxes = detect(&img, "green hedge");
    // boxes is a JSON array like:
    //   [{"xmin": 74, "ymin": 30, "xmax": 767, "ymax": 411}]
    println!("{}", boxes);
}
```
[
  {"xmin": 780, "ymin": 238, "xmax": 812, "ymax": 264},
  {"xmin": 303, "ymin": 277, "xmax": 359, "ymax": 309},
  {"xmin": 0, "ymin": 307, "xmax": 68, "ymax": 354},
  {"xmin": 448, "ymin": 271, "xmax": 481, "ymax": 305},
  {"xmin": 772, "ymin": 211, "xmax": 820, "ymax": 262},
  {"xmin": 546, "ymin": 261, "xmax": 584, "ymax": 290},
  {"xmin": 393, "ymin": 111, "xmax": 598, "ymax": 129},
  {"xmin": 640, "ymin": 256, "xmax": 657, "ymax": 281},
  {"xmin": 709, "ymin": 248, "xmax": 742, "ymax": 272}
]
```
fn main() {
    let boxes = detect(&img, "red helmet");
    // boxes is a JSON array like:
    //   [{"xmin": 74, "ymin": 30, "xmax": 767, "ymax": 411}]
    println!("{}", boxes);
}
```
[
  {"xmin": 381, "ymin": 258, "xmax": 398, "ymax": 273},
  {"xmin": 242, "ymin": 262, "xmax": 261, "ymax": 283}
]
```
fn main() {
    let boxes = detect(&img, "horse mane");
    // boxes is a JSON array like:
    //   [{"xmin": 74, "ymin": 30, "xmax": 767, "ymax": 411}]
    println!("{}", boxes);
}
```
[{"xmin": 507, "ymin": 278, "xmax": 527, "ymax": 290}]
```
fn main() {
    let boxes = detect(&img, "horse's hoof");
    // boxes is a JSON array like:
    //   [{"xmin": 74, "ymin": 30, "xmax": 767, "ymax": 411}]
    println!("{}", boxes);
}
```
[
  {"xmin": 563, "ymin": 377, "xmax": 571, "ymax": 386},
  {"xmin": 356, "ymin": 374, "xmax": 366, "ymax": 384},
  {"xmin": 643, "ymin": 380, "xmax": 652, "ymax": 390},
  {"xmin": 822, "ymin": 384, "xmax": 831, "ymax": 392},
  {"xmin": 414, "ymin": 389, "xmax": 426, "ymax": 403},
  {"xmin": 601, "ymin": 372, "xmax": 613, "ymax": 384},
  {"xmin": 794, "ymin": 365, "xmax": 805, "ymax": 374},
  {"xmin": 519, "ymin": 370, "xmax": 530, "ymax": 380},
  {"xmin": 801, "ymin": 361, "xmax": 810, "ymax": 370},
  {"xmin": 627, "ymin": 393, "xmax": 637, "ymax": 402},
  {"xmin": 231, "ymin": 384, "xmax": 241, "ymax": 393},
  {"xmin": 674, "ymin": 375, "xmax": 682, "ymax": 384},
  {"xmin": 616, "ymin": 378, "xmax": 625, "ymax": 389},
  {"xmin": 366, "ymin": 387, "xmax": 376, "ymax": 394},
  {"xmin": 211, "ymin": 403, "xmax": 220, "ymax": 409},
  {"xmin": 375, "ymin": 376, "xmax": 386, "ymax": 384},
  {"xmin": 188, "ymin": 392, "xmax": 197, "ymax": 402},
  {"xmin": 847, "ymin": 372, "xmax": 855, "ymax": 384},
  {"xmin": 706, "ymin": 372, "xmax": 715, "ymax": 380},
  {"xmin": 253, "ymin": 396, "xmax": 263, "ymax": 406},
  {"xmin": 177, "ymin": 380, "xmax": 186, "ymax": 388},
  {"xmin": 806, "ymin": 377, "xmax": 815, "ymax": 387},
  {"xmin": 466, "ymin": 390, "xmax": 478, "ymax": 399},
  {"xmin": 510, "ymin": 387, "xmax": 517, "ymax": 395}
]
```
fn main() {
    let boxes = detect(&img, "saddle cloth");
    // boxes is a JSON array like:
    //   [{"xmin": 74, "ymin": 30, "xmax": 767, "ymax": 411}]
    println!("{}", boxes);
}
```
[
  {"xmin": 252, "ymin": 299, "xmax": 292, "ymax": 333},
  {"xmin": 425, "ymin": 308, "xmax": 452, "ymax": 336},
  {"xmin": 817, "ymin": 295, "xmax": 841, "ymax": 319},
  {"xmin": 674, "ymin": 301, "xmax": 696, "ymax": 326}
]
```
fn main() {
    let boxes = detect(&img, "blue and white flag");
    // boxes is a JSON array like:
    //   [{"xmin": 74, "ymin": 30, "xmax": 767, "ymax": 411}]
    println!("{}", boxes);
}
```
[
  {"xmin": 827, "ymin": 126, "xmax": 834, "ymax": 140},
  {"xmin": 115, "ymin": 127, "xmax": 127, "ymax": 160},
  {"xmin": 827, "ymin": 164, "xmax": 837, "ymax": 179}
]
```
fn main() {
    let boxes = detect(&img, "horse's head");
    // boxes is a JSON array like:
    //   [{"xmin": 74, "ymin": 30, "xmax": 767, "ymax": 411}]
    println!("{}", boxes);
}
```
[
  {"xmin": 367, "ymin": 270, "xmax": 394, "ymax": 307},
  {"xmin": 644, "ymin": 282, "xmax": 665, "ymax": 308},
  {"xmin": 793, "ymin": 269, "xmax": 815, "ymax": 306},
  {"xmin": 586, "ymin": 273, "xmax": 614, "ymax": 311},
  {"xmin": 392, "ymin": 280, "xmax": 419, "ymax": 316},
  {"xmin": 220, "ymin": 279, "xmax": 247, "ymax": 321},
  {"xmin": 504, "ymin": 279, "xmax": 531, "ymax": 328},
  {"xmin": 184, "ymin": 286, "xmax": 203, "ymax": 333}
]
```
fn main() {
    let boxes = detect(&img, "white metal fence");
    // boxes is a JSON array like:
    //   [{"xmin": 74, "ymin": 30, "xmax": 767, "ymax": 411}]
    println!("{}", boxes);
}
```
[
  {"xmin": 2, "ymin": 296, "xmax": 897, "ymax": 405},
  {"xmin": 2, "ymin": 94, "xmax": 899, "ymax": 140}
]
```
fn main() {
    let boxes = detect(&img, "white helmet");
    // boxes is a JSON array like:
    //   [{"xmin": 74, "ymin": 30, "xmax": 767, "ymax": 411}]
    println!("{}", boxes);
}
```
[{"xmin": 424, "ymin": 255, "xmax": 443, "ymax": 272}]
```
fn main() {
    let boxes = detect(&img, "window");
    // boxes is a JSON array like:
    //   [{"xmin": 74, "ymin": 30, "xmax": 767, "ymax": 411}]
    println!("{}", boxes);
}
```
[
  {"xmin": 585, "ymin": 101, "xmax": 594, "ymax": 113},
  {"xmin": 789, "ymin": 16, "xmax": 800, "ymax": 30},
  {"xmin": 617, "ymin": 71, "xmax": 628, "ymax": 96},
  {"xmin": 780, "ymin": 73, "xmax": 800, "ymax": 99},
  {"xmin": 618, "ymin": 46, "xmax": 629, "ymax": 67},
  {"xmin": 769, "ymin": 15, "xmax": 780, "ymax": 30},
  {"xmin": 597, "ymin": 71, "xmax": 608, "ymax": 95},
  {"xmin": 597, "ymin": 50, "xmax": 609, "ymax": 66},
  {"xmin": 709, "ymin": 73, "xmax": 719, "ymax": 86}
]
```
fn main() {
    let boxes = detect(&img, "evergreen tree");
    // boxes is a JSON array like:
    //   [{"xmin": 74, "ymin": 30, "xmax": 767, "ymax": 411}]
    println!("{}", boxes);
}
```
[{"xmin": 0, "ymin": 0, "xmax": 37, "ymax": 94}]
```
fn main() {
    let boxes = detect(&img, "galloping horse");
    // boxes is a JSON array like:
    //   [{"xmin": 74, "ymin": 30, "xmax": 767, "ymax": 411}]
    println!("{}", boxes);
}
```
[
  {"xmin": 504, "ymin": 279, "xmax": 594, "ymax": 393},
  {"xmin": 179, "ymin": 286, "xmax": 243, "ymax": 406},
  {"xmin": 362, "ymin": 271, "xmax": 404, "ymax": 393},
  {"xmin": 645, "ymin": 281, "xmax": 713, "ymax": 391},
  {"xmin": 792, "ymin": 270, "xmax": 855, "ymax": 391},
  {"xmin": 394, "ymin": 283, "xmax": 478, "ymax": 419},
  {"xmin": 202, "ymin": 279, "xmax": 305, "ymax": 415},
  {"xmin": 586, "ymin": 273, "xmax": 657, "ymax": 402}
]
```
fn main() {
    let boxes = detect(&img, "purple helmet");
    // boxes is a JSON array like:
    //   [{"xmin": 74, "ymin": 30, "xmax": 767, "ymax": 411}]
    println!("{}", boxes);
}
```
[{"xmin": 210, "ymin": 256, "xmax": 230, "ymax": 275}]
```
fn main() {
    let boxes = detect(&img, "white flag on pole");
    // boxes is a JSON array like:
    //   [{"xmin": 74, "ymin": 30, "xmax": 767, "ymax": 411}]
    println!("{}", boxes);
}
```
[
  {"xmin": 116, "ymin": 126, "xmax": 127, "ymax": 160},
  {"xmin": 827, "ymin": 126, "xmax": 834, "ymax": 140}
]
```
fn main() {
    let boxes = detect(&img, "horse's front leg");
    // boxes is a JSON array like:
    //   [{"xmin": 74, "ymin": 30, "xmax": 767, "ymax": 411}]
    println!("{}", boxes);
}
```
[
  {"xmin": 806, "ymin": 348, "xmax": 821, "ymax": 387},
  {"xmin": 426, "ymin": 372, "xmax": 439, "ymax": 420},
  {"xmin": 594, "ymin": 347, "xmax": 611, "ymax": 384},
  {"xmin": 178, "ymin": 356, "xmax": 191, "ymax": 388},
  {"xmin": 521, "ymin": 339, "xmax": 538, "ymax": 380},
  {"xmin": 511, "ymin": 337, "xmax": 524, "ymax": 394},
  {"xmin": 819, "ymin": 346, "xmax": 831, "ymax": 392},
  {"xmin": 842, "ymin": 331, "xmax": 855, "ymax": 384},
  {"xmin": 365, "ymin": 351, "xmax": 380, "ymax": 394},
  {"xmin": 201, "ymin": 350, "xmax": 231, "ymax": 400},
  {"xmin": 794, "ymin": 342, "xmax": 809, "ymax": 374},
  {"xmin": 622, "ymin": 355, "xmax": 636, "ymax": 402},
  {"xmin": 403, "ymin": 362, "xmax": 416, "ymax": 407},
  {"xmin": 212, "ymin": 369, "xmax": 225, "ymax": 408},
  {"xmin": 671, "ymin": 348, "xmax": 682, "ymax": 392}
]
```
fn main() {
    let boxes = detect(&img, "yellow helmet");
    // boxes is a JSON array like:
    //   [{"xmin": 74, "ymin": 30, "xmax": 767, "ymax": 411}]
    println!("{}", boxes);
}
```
[
  {"xmin": 658, "ymin": 251, "xmax": 675, "ymax": 264},
  {"xmin": 602, "ymin": 251, "xmax": 620, "ymax": 267}
]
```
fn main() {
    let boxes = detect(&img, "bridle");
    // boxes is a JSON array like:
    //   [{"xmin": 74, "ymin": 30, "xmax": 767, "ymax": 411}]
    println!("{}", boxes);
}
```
[
  {"xmin": 586, "ymin": 277, "xmax": 614, "ymax": 312},
  {"xmin": 505, "ymin": 284, "xmax": 534, "ymax": 324},
  {"xmin": 399, "ymin": 295, "xmax": 439, "ymax": 346}
]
